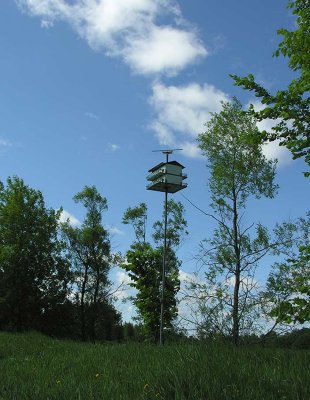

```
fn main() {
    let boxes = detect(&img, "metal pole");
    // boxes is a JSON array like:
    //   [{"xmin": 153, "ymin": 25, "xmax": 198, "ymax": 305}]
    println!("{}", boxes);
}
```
[
  {"xmin": 159, "ymin": 151, "xmax": 169, "ymax": 345},
  {"xmin": 160, "ymin": 188, "xmax": 168, "ymax": 345}
]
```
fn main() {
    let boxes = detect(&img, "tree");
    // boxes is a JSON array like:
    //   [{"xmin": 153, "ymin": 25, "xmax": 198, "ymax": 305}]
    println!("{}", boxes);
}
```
[
  {"xmin": 152, "ymin": 199, "xmax": 188, "ymax": 249},
  {"xmin": 122, "ymin": 203, "xmax": 147, "ymax": 243},
  {"xmin": 62, "ymin": 186, "xmax": 117, "ymax": 341},
  {"xmin": 264, "ymin": 213, "xmax": 310, "ymax": 325},
  {"xmin": 231, "ymin": 0, "xmax": 310, "ymax": 174},
  {"xmin": 195, "ymin": 99, "xmax": 278, "ymax": 345},
  {"xmin": 0, "ymin": 176, "xmax": 70, "ymax": 332},
  {"xmin": 123, "ymin": 243, "xmax": 175, "ymax": 342},
  {"xmin": 121, "ymin": 200, "xmax": 186, "ymax": 342}
]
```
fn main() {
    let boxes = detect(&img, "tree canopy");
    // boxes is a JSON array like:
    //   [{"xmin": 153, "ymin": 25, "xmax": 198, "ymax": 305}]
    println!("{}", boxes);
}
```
[
  {"xmin": 231, "ymin": 0, "xmax": 310, "ymax": 174},
  {"xmin": 196, "ymin": 99, "xmax": 278, "ymax": 344},
  {"xmin": 62, "ymin": 185, "xmax": 117, "ymax": 341},
  {"xmin": 123, "ymin": 202, "xmax": 147, "ymax": 243},
  {"xmin": 0, "ymin": 176, "xmax": 70, "ymax": 332},
  {"xmin": 121, "ymin": 200, "xmax": 187, "ymax": 342},
  {"xmin": 265, "ymin": 213, "xmax": 310, "ymax": 325}
]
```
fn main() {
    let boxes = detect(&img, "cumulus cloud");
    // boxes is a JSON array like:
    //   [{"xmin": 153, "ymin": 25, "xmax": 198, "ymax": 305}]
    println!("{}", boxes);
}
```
[
  {"xmin": 59, "ymin": 209, "xmax": 81, "ymax": 227},
  {"xmin": 250, "ymin": 100, "xmax": 293, "ymax": 167},
  {"xmin": 17, "ymin": 0, "xmax": 207, "ymax": 76},
  {"xmin": 113, "ymin": 269, "xmax": 133, "ymax": 300},
  {"xmin": 178, "ymin": 141, "xmax": 203, "ymax": 159},
  {"xmin": 261, "ymin": 140, "xmax": 293, "ymax": 167},
  {"xmin": 41, "ymin": 19, "xmax": 54, "ymax": 28},
  {"xmin": 116, "ymin": 270, "xmax": 133, "ymax": 286},
  {"xmin": 179, "ymin": 269, "xmax": 196, "ymax": 284},
  {"xmin": 124, "ymin": 25, "xmax": 206, "ymax": 75},
  {"xmin": 149, "ymin": 82, "xmax": 229, "ymax": 158}
]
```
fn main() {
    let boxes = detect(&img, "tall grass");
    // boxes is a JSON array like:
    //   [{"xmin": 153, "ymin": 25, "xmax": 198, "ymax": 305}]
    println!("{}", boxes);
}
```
[{"xmin": 0, "ymin": 332, "xmax": 309, "ymax": 399}]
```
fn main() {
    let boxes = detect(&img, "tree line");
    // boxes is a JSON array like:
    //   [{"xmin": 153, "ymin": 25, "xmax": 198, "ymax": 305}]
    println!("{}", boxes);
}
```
[
  {"xmin": 0, "ymin": 178, "xmax": 187, "ymax": 343},
  {"xmin": 0, "ymin": 0, "xmax": 308, "ymax": 345},
  {"xmin": 0, "ymin": 181, "xmax": 122, "ymax": 341},
  {"xmin": 0, "ymin": 98, "xmax": 308, "ymax": 344}
]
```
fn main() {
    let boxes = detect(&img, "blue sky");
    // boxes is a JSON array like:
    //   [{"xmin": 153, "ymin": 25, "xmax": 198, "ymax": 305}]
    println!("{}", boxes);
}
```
[{"xmin": 1, "ymin": 1, "xmax": 309, "ymax": 321}]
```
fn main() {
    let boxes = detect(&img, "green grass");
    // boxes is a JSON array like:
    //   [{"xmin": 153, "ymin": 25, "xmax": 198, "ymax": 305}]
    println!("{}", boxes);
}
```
[{"xmin": 0, "ymin": 332, "xmax": 309, "ymax": 399}]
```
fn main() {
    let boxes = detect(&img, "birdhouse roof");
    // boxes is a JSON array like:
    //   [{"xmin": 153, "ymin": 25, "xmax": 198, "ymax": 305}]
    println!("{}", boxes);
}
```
[{"xmin": 148, "ymin": 161, "xmax": 185, "ymax": 173}]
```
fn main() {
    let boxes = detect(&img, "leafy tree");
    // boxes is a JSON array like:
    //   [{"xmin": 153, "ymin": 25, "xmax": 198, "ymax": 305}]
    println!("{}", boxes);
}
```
[
  {"xmin": 195, "ymin": 99, "xmax": 278, "ymax": 345},
  {"xmin": 275, "ymin": 328, "xmax": 310, "ymax": 350},
  {"xmin": 122, "ymin": 203, "xmax": 147, "ymax": 243},
  {"xmin": 62, "ymin": 186, "xmax": 116, "ymax": 341},
  {"xmin": 152, "ymin": 199, "xmax": 188, "ymax": 248},
  {"xmin": 264, "ymin": 213, "xmax": 310, "ymax": 324},
  {"xmin": 0, "ymin": 176, "xmax": 70, "ymax": 332},
  {"xmin": 231, "ymin": 0, "xmax": 310, "ymax": 174},
  {"xmin": 121, "ymin": 200, "xmax": 186, "ymax": 342},
  {"xmin": 122, "ymin": 322, "xmax": 143, "ymax": 342},
  {"xmin": 123, "ymin": 243, "xmax": 179, "ymax": 342},
  {"xmin": 122, "ymin": 322, "xmax": 136, "ymax": 341},
  {"xmin": 87, "ymin": 299, "xmax": 122, "ymax": 341}
]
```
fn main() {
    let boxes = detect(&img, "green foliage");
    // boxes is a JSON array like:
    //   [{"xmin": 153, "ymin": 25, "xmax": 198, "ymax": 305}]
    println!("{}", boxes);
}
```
[
  {"xmin": 152, "ymin": 199, "xmax": 188, "ymax": 248},
  {"xmin": 265, "ymin": 328, "xmax": 310, "ymax": 350},
  {"xmin": 198, "ymin": 98, "xmax": 278, "ymax": 207},
  {"xmin": 265, "ymin": 214, "xmax": 310, "ymax": 324},
  {"xmin": 68, "ymin": 186, "xmax": 111, "ymax": 286},
  {"xmin": 194, "ymin": 223, "xmax": 271, "ymax": 339},
  {"xmin": 122, "ymin": 322, "xmax": 143, "ymax": 342},
  {"xmin": 123, "ymin": 243, "xmax": 180, "ymax": 342},
  {"xmin": 122, "ymin": 200, "xmax": 187, "ymax": 342},
  {"xmin": 0, "ymin": 176, "xmax": 70, "ymax": 332},
  {"xmin": 0, "ymin": 332, "xmax": 310, "ymax": 400},
  {"xmin": 195, "ymin": 99, "xmax": 278, "ymax": 344},
  {"xmin": 62, "ymin": 186, "xmax": 117, "ymax": 341},
  {"xmin": 123, "ymin": 203, "xmax": 147, "ymax": 243},
  {"xmin": 231, "ymin": 0, "xmax": 310, "ymax": 174}
]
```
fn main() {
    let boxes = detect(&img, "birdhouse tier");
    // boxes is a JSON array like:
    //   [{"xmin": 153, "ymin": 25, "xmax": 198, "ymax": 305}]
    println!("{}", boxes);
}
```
[{"xmin": 146, "ymin": 161, "xmax": 187, "ymax": 193}]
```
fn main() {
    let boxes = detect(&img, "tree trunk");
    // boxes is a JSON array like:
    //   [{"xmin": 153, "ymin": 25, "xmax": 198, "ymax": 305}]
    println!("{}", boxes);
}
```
[
  {"xmin": 232, "ymin": 267, "xmax": 240, "ymax": 345},
  {"xmin": 232, "ymin": 187, "xmax": 241, "ymax": 345},
  {"xmin": 80, "ymin": 265, "xmax": 88, "ymax": 341},
  {"xmin": 91, "ymin": 266, "xmax": 100, "ymax": 342}
]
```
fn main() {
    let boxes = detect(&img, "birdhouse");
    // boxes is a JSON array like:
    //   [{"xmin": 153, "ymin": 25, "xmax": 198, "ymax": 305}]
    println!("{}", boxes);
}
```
[{"xmin": 146, "ymin": 161, "xmax": 187, "ymax": 193}]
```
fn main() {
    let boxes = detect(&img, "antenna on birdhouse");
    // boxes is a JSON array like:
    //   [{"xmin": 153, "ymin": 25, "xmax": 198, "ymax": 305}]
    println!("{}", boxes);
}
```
[{"xmin": 152, "ymin": 148, "xmax": 183, "ymax": 162}]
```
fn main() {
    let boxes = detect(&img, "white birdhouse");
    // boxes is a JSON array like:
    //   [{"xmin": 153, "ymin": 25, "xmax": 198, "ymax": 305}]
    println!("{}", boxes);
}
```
[{"xmin": 146, "ymin": 161, "xmax": 187, "ymax": 193}]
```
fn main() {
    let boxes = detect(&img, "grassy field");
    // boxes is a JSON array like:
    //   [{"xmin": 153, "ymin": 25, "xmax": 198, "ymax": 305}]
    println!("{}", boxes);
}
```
[{"xmin": 0, "ymin": 332, "xmax": 309, "ymax": 400}]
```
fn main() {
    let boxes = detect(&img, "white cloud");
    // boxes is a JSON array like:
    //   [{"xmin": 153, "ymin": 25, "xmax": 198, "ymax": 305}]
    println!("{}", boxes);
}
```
[
  {"xmin": 124, "ymin": 25, "xmax": 206, "ymax": 75},
  {"xmin": 107, "ymin": 143, "xmax": 120, "ymax": 152},
  {"xmin": 148, "ymin": 121, "xmax": 176, "ymax": 146},
  {"xmin": 250, "ymin": 100, "xmax": 293, "ymax": 167},
  {"xmin": 262, "ymin": 140, "xmax": 293, "ymax": 167},
  {"xmin": 107, "ymin": 225, "xmax": 125, "ymax": 235},
  {"xmin": 179, "ymin": 269, "xmax": 196, "ymax": 284},
  {"xmin": 59, "ymin": 209, "xmax": 81, "ymax": 227},
  {"xmin": 226, "ymin": 275, "xmax": 260, "ymax": 291},
  {"xmin": 17, "ymin": 0, "xmax": 206, "ymax": 76},
  {"xmin": 0, "ymin": 138, "xmax": 12, "ymax": 147},
  {"xmin": 209, "ymin": 34, "xmax": 226, "ymax": 54},
  {"xmin": 17, "ymin": 0, "xmax": 70, "ymax": 19},
  {"xmin": 179, "ymin": 141, "xmax": 203, "ymax": 159},
  {"xmin": 113, "ymin": 270, "xmax": 134, "ymax": 300},
  {"xmin": 149, "ymin": 82, "xmax": 229, "ymax": 158},
  {"xmin": 84, "ymin": 111, "xmax": 98, "ymax": 120},
  {"xmin": 41, "ymin": 19, "xmax": 54, "ymax": 28},
  {"xmin": 116, "ymin": 270, "xmax": 133, "ymax": 286}
]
